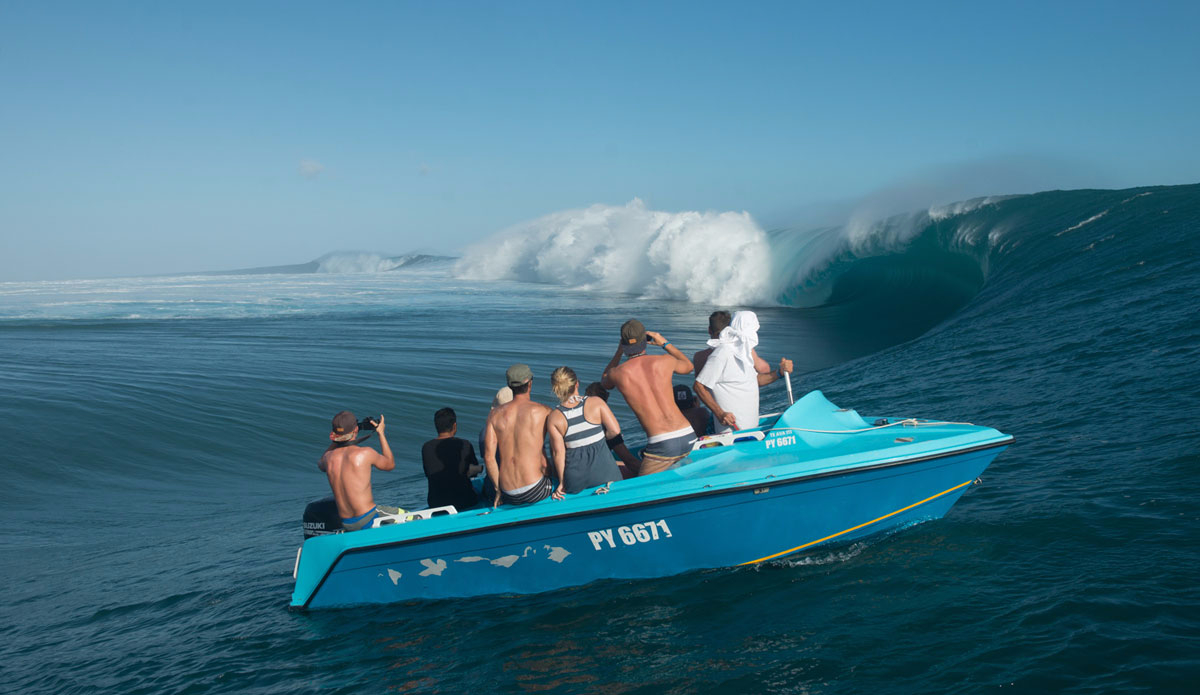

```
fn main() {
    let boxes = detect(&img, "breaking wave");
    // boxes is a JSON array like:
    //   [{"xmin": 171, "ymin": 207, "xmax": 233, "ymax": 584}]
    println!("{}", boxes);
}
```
[
  {"xmin": 454, "ymin": 197, "xmax": 1006, "ymax": 309},
  {"xmin": 454, "ymin": 199, "xmax": 773, "ymax": 305},
  {"xmin": 452, "ymin": 184, "xmax": 1193, "ymax": 343},
  {"xmin": 313, "ymin": 252, "xmax": 454, "ymax": 274}
]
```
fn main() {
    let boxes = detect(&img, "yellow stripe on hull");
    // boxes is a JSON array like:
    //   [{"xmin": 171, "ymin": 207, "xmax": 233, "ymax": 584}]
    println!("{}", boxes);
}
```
[{"xmin": 740, "ymin": 479, "xmax": 975, "ymax": 565}]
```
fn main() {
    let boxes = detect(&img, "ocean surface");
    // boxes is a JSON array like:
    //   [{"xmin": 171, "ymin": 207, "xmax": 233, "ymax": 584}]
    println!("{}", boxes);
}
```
[{"xmin": 1, "ymin": 184, "xmax": 1197, "ymax": 693}]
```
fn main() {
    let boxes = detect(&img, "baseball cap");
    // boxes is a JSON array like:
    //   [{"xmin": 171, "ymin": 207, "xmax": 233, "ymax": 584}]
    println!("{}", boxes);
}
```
[
  {"xmin": 621, "ymin": 319, "xmax": 647, "ymax": 355},
  {"xmin": 506, "ymin": 363, "xmax": 533, "ymax": 388},
  {"xmin": 331, "ymin": 410, "xmax": 358, "ymax": 440},
  {"xmin": 674, "ymin": 384, "xmax": 695, "ymax": 409}
]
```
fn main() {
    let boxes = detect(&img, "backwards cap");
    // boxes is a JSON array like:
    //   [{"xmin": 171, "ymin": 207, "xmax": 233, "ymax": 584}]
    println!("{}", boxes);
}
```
[
  {"xmin": 620, "ymin": 319, "xmax": 647, "ymax": 355},
  {"xmin": 331, "ymin": 410, "xmax": 358, "ymax": 442}
]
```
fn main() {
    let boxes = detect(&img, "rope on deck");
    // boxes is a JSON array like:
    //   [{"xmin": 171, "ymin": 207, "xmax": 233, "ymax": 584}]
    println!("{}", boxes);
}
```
[{"xmin": 769, "ymin": 418, "xmax": 977, "ymax": 435}]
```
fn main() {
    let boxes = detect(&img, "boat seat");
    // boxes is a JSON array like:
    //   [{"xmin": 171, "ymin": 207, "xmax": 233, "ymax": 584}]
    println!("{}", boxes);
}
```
[
  {"xmin": 690, "ymin": 410, "xmax": 783, "ymax": 450},
  {"xmin": 692, "ymin": 429, "xmax": 766, "ymax": 450},
  {"xmin": 370, "ymin": 505, "xmax": 458, "ymax": 528}
]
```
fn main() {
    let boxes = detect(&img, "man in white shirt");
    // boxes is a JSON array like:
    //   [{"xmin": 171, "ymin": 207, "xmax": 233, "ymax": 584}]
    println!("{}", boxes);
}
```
[{"xmin": 694, "ymin": 311, "xmax": 793, "ymax": 433}]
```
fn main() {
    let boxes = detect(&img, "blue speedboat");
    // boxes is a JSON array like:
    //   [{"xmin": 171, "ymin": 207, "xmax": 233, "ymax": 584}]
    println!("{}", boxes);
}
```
[{"xmin": 291, "ymin": 391, "xmax": 1012, "ymax": 609}]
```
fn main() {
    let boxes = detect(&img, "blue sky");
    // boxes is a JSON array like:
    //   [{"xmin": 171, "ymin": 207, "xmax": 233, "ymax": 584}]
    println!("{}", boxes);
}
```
[{"xmin": 2, "ymin": 0, "xmax": 1198, "ymax": 281}]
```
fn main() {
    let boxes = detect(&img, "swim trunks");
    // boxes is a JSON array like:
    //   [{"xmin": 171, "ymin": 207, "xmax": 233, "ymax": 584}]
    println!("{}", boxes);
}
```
[
  {"xmin": 341, "ymin": 504, "xmax": 401, "ymax": 532},
  {"xmin": 640, "ymin": 426, "xmax": 696, "ymax": 475},
  {"xmin": 500, "ymin": 477, "xmax": 553, "ymax": 506}
]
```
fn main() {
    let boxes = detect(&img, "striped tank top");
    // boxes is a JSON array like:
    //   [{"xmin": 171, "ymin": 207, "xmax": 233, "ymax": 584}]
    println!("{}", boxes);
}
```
[{"xmin": 557, "ymin": 396, "xmax": 605, "ymax": 449}]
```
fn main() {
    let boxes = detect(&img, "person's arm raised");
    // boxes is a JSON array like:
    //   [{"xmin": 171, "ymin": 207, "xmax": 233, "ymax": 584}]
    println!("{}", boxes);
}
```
[
  {"xmin": 371, "ymin": 415, "xmax": 395, "ymax": 471},
  {"xmin": 756, "ymin": 356, "xmax": 794, "ymax": 387},
  {"xmin": 600, "ymin": 341, "xmax": 623, "ymax": 389},
  {"xmin": 753, "ymin": 348, "xmax": 772, "ymax": 374},
  {"xmin": 646, "ymin": 331, "xmax": 693, "ymax": 374},
  {"xmin": 755, "ymin": 348, "xmax": 780, "ymax": 386}
]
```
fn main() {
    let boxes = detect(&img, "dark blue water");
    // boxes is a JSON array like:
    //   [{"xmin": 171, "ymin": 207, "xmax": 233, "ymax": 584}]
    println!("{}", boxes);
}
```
[{"xmin": 1, "ymin": 185, "xmax": 1197, "ymax": 693}]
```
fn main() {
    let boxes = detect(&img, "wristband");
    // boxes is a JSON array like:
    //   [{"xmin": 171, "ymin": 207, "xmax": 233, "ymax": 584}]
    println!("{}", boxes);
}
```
[
  {"xmin": 606, "ymin": 433, "xmax": 625, "ymax": 450},
  {"xmin": 662, "ymin": 342, "xmax": 672, "ymax": 348}
]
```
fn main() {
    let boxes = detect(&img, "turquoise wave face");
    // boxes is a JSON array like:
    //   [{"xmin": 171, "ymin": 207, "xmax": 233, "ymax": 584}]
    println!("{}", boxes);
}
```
[{"xmin": 765, "ymin": 183, "xmax": 1197, "ymax": 352}]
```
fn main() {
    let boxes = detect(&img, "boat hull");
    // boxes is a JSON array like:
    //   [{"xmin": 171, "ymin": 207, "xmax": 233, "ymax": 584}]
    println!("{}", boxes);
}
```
[{"xmin": 294, "ymin": 442, "xmax": 1006, "ymax": 609}]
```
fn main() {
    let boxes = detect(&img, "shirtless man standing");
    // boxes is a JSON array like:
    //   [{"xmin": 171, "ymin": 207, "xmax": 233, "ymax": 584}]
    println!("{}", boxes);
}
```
[
  {"xmin": 319, "ymin": 411, "xmax": 397, "ymax": 532},
  {"xmin": 483, "ymin": 364, "xmax": 555, "ymax": 506},
  {"xmin": 601, "ymin": 319, "xmax": 695, "ymax": 476}
]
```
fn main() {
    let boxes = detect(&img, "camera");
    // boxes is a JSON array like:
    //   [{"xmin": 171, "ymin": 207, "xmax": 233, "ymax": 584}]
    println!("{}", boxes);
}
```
[{"xmin": 358, "ymin": 416, "xmax": 381, "ymax": 431}]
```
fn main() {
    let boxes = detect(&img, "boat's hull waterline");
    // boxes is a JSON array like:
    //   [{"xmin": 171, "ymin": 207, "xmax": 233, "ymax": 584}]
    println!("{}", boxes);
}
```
[{"xmin": 291, "ymin": 392, "xmax": 1011, "ymax": 609}]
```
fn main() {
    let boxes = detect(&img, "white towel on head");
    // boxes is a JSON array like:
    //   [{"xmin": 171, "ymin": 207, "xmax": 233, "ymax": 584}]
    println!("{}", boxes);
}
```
[{"xmin": 706, "ymin": 310, "xmax": 759, "ymax": 376}]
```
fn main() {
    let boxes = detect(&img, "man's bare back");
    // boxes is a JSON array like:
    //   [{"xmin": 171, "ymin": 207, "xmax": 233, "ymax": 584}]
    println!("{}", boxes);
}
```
[
  {"xmin": 605, "ymin": 350, "xmax": 693, "ymax": 437},
  {"xmin": 319, "ymin": 414, "xmax": 395, "ymax": 521},
  {"xmin": 483, "ymin": 392, "xmax": 552, "ymax": 504},
  {"xmin": 602, "ymin": 323, "xmax": 696, "ymax": 475}
]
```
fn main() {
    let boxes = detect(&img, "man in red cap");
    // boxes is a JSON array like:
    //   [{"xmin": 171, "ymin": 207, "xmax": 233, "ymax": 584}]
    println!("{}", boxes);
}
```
[
  {"xmin": 601, "ymin": 319, "xmax": 696, "ymax": 475},
  {"xmin": 319, "ymin": 411, "xmax": 398, "ymax": 531}
]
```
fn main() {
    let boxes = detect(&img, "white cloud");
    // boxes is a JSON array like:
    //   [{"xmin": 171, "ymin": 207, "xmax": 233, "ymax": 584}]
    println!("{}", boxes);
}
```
[{"xmin": 298, "ymin": 159, "xmax": 324, "ymax": 178}]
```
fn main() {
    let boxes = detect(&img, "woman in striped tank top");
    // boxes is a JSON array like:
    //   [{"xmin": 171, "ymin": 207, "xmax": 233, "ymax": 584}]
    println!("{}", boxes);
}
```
[{"xmin": 548, "ymin": 366, "xmax": 625, "ymax": 496}]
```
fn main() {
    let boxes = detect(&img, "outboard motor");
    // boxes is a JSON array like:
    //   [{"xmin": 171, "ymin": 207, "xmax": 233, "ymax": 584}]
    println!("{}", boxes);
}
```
[{"xmin": 303, "ymin": 497, "xmax": 343, "ymax": 539}]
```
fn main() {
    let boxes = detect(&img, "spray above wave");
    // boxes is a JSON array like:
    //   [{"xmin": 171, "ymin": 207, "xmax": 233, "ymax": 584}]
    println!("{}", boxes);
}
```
[{"xmin": 454, "ymin": 200, "xmax": 774, "ymax": 305}]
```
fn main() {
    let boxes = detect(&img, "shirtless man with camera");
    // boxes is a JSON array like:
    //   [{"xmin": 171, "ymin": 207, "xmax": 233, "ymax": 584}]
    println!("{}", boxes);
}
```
[
  {"xmin": 319, "ymin": 411, "xmax": 397, "ymax": 531},
  {"xmin": 601, "ymin": 319, "xmax": 696, "ymax": 476}
]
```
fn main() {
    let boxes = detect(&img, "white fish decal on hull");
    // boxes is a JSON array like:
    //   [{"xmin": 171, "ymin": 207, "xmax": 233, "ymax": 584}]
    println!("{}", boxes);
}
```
[{"xmin": 419, "ymin": 559, "xmax": 447, "ymax": 576}]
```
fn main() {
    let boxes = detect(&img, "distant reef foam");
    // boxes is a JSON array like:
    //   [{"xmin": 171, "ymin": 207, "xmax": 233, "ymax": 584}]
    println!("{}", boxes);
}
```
[{"xmin": 197, "ymin": 252, "xmax": 454, "ymax": 276}]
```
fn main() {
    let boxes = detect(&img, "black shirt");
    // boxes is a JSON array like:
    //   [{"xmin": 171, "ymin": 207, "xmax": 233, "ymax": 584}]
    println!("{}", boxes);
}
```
[{"xmin": 420, "ymin": 437, "xmax": 480, "ymax": 511}]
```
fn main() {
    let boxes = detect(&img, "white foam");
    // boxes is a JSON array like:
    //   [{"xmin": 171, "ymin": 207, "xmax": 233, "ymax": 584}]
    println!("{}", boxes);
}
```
[
  {"xmin": 1120, "ymin": 191, "xmax": 1152, "ymax": 204},
  {"xmin": 1056, "ymin": 210, "xmax": 1109, "ymax": 236},
  {"xmin": 928, "ymin": 196, "xmax": 1008, "ymax": 221},
  {"xmin": 454, "ymin": 199, "xmax": 774, "ymax": 305},
  {"xmin": 316, "ymin": 252, "xmax": 404, "ymax": 274},
  {"xmin": 769, "ymin": 542, "xmax": 868, "ymax": 568}
]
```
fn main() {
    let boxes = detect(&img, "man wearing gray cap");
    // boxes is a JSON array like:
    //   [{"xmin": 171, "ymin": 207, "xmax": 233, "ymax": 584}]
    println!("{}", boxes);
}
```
[
  {"xmin": 601, "ymin": 319, "xmax": 696, "ymax": 475},
  {"xmin": 483, "ymin": 364, "xmax": 556, "ymax": 506}
]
